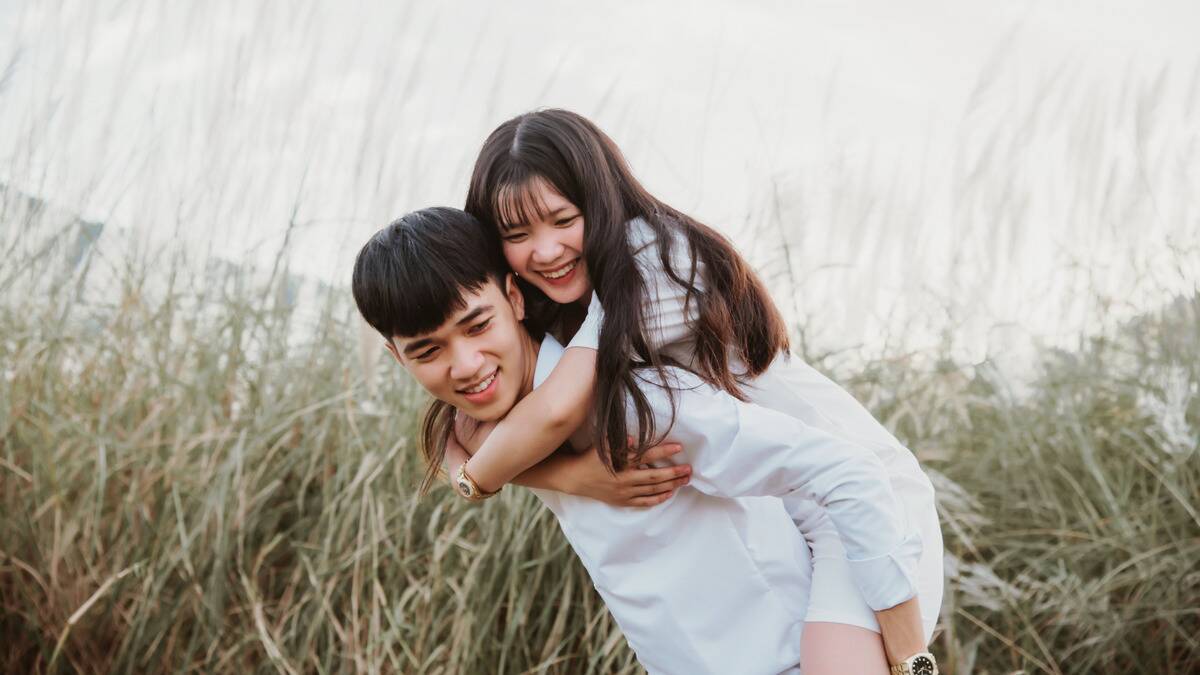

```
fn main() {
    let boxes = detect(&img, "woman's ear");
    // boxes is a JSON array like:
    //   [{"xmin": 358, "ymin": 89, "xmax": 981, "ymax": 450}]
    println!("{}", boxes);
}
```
[{"xmin": 504, "ymin": 273, "xmax": 526, "ymax": 321}]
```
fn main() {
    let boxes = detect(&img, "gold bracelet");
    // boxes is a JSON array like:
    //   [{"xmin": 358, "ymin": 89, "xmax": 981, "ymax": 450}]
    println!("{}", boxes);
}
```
[{"xmin": 454, "ymin": 463, "xmax": 500, "ymax": 501}]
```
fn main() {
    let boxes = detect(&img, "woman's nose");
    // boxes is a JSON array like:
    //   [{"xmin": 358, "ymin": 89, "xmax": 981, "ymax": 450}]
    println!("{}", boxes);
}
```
[{"xmin": 530, "ymin": 232, "xmax": 564, "ymax": 264}]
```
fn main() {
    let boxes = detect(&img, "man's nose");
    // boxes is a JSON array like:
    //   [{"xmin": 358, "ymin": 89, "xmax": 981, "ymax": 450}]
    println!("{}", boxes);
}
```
[{"xmin": 448, "ymin": 341, "xmax": 485, "ymax": 381}]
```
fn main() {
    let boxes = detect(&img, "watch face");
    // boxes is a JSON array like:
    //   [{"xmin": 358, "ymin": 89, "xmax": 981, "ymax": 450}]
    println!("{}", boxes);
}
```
[
  {"xmin": 455, "ymin": 475, "xmax": 473, "ymax": 497},
  {"xmin": 911, "ymin": 655, "xmax": 935, "ymax": 675}
]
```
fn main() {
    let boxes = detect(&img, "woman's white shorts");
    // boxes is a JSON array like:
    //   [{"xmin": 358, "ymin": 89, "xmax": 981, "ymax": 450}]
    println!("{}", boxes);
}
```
[{"xmin": 793, "ymin": 493, "xmax": 943, "ymax": 640}]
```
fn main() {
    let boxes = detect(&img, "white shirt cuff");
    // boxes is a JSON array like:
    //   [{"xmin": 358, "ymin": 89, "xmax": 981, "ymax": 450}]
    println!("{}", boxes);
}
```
[{"xmin": 847, "ymin": 527, "xmax": 924, "ymax": 611}]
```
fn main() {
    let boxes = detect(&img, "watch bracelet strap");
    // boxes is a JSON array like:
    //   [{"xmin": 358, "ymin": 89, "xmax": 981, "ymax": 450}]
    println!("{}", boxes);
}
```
[
  {"xmin": 891, "ymin": 652, "xmax": 938, "ymax": 675},
  {"xmin": 457, "ymin": 463, "xmax": 500, "ymax": 501}
]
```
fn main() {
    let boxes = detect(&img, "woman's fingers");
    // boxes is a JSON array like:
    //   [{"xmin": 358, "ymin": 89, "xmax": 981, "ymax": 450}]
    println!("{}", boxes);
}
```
[
  {"xmin": 631, "ymin": 464, "xmax": 691, "ymax": 487},
  {"xmin": 628, "ymin": 491, "xmax": 675, "ymax": 507},
  {"xmin": 630, "ymin": 442, "xmax": 683, "ymax": 465},
  {"xmin": 628, "ymin": 475, "xmax": 690, "ymax": 498},
  {"xmin": 615, "ymin": 442, "xmax": 689, "ymax": 506}
]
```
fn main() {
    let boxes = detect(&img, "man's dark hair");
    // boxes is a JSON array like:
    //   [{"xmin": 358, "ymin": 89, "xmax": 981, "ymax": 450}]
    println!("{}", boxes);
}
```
[{"xmin": 352, "ymin": 206, "xmax": 509, "ymax": 340}]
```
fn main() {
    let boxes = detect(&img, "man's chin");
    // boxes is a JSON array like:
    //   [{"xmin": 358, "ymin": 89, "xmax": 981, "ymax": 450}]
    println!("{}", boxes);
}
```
[
  {"xmin": 462, "ymin": 409, "xmax": 503, "ymax": 423},
  {"xmin": 455, "ymin": 398, "xmax": 510, "ymax": 424}
]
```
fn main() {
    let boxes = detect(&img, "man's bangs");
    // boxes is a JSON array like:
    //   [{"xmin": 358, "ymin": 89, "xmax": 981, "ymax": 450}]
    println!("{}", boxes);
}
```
[
  {"xmin": 387, "ymin": 271, "xmax": 480, "ymax": 338},
  {"xmin": 352, "ymin": 206, "xmax": 506, "ymax": 341}
]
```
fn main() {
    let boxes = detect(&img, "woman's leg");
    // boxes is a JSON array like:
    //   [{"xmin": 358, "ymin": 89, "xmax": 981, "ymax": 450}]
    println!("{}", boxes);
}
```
[
  {"xmin": 798, "ymin": 510, "xmax": 892, "ymax": 674},
  {"xmin": 791, "ymin": 495, "xmax": 944, "ymax": 673},
  {"xmin": 802, "ymin": 622, "xmax": 889, "ymax": 674}
]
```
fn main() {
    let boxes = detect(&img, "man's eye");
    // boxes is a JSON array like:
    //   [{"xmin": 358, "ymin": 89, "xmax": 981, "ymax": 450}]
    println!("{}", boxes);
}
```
[
  {"xmin": 467, "ymin": 319, "xmax": 491, "ymax": 336},
  {"xmin": 415, "ymin": 347, "xmax": 439, "ymax": 361}
]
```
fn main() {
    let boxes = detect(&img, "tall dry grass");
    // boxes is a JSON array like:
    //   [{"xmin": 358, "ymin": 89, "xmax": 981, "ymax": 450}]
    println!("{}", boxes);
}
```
[
  {"xmin": 1, "ymin": 193, "xmax": 1198, "ymax": 673},
  {"xmin": 2, "ymin": 5, "xmax": 1198, "ymax": 671},
  {"xmin": 0, "ymin": 228, "xmax": 641, "ymax": 674}
]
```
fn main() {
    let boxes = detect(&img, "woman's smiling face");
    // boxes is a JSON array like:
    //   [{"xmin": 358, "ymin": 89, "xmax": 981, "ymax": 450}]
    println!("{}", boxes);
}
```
[{"xmin": 496, "ymin": 177, "xmax": 592, "ymax": 305}]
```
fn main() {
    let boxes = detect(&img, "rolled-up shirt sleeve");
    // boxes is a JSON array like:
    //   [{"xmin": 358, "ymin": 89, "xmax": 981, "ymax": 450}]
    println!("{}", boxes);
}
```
[
  {"xmin": 567, "ymin": 219, "xmax": 704, "ymax": 355},
  {"xmin": 630, "ymin": 217, "xmax": 703, "ymax": 351},
  {"xmin": 641, "ymin": 369, "xmax": 923, "ymax": 611}
]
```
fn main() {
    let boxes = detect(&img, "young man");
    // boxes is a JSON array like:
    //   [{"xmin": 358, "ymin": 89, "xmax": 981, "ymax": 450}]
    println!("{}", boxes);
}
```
[{"xmin": 352, "ymin": 207, "xmax": 932, "ymax": 675}]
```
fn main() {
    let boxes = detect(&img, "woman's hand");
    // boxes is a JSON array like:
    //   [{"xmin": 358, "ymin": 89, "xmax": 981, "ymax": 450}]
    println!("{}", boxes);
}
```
[
  {"xmin": 450, "ymin": 420, "xmax": 692, "ymax": 507},
  {"xmin": 550, "ymin": 442, "xmax": 691, "ymax": 507}
]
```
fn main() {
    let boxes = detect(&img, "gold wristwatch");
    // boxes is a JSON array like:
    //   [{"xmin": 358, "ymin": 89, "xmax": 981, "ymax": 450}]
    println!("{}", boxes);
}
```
[
  {"xmin": 891, "ymin": 652, "xmax": 938, "ymax": 675},
  {"xmin": 454, "ymin": 463, "xmax": 500, "ymax": 501}
]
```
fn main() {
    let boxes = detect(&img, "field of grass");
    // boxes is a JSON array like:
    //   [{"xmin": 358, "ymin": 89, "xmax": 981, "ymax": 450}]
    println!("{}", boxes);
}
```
[
  {"xmin": 2, "ymin": 3, "xmax": 1199, "ymax": 671},
  {"xmin": 1, "ymin": 202, "xmax": 1197, "ymax": 674}
]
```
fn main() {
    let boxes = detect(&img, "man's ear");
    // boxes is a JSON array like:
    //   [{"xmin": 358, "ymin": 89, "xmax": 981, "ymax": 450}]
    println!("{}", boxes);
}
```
[
  {"xmin": 504, "ymin": 273, "xmax": 526, "ymax": 321},
  {"xmin": 384, "ymin": 338, "xmax": 404, "ymax": 365}
]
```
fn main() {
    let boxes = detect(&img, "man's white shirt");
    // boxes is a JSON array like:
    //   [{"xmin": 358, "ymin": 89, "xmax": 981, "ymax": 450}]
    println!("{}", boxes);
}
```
[{"xmin": 527, "ymin": 335, "xmax": 921, "ymax": 675}]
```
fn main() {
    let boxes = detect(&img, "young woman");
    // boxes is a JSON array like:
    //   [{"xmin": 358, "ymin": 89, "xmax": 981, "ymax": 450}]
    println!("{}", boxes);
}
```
[{"xmin": 449, "ymin": 109, "xmax": 943, "ymax": 674}]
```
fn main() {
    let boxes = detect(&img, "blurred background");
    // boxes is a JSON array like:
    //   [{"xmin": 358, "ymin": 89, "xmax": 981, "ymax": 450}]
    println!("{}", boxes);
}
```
[
  {"xmin": 5, "ymin": 0, "xmax": 1198, "ymax": 361},
  {"xmin": 2, "ymin": 1, "xmax": 1198, "ymax": 673}
]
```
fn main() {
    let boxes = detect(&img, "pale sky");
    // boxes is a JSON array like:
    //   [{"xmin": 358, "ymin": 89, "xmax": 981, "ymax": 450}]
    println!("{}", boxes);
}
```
[{"xmin": 2, "ymin": 0, "xmax": 1197, "ymax": 360}]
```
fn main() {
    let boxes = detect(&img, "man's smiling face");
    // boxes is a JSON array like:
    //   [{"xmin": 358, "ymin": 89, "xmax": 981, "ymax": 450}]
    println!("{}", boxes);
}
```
[{"xmin": 387, "ymin": 276, "xmax": 535, "ymax": 422}]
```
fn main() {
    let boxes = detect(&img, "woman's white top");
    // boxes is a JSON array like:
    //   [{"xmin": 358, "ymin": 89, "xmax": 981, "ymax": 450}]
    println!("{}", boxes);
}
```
[
  {"xmin": 565, "ymin": 217, "xmax": 932, "ymax": 613},
  {"xmin": 534, "ymin": 334, "xmax": 924, "ymax": 675},
  {"xmin": 531, "ymin": 337, "xmax": 809, "ymax": 674}
]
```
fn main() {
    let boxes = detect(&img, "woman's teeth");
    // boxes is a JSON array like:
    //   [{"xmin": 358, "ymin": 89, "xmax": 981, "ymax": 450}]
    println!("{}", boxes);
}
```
[
  {"xmin": 465, "ymin": 372, "xmax": 496, "ymax": 394},
  {"xmin": 540, "ymin": 260, "xmax": 578, "ymax": 279}
]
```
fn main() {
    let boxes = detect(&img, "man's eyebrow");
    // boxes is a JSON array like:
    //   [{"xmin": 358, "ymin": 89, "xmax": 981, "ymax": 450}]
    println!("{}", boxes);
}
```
[
  {"xmin": 401, "ymin": 305, "xmax": 494, "ymax": 355},
  {"xmin": 401, "ymin": 337, "xmax": 434, "ymax": 356},
  {"xmin": 455, "ymin": 305, "xmax": 493, "ymax": 326}
]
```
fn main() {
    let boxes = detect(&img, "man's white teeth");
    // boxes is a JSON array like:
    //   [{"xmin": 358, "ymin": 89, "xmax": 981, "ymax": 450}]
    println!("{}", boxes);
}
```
[
  {"xmin": 465, "ymin": 372, "xmax": 496, "ymax": 394},
  {"xmin": 540, "ymin": 260, "xmax": 578, "ymax": 279}
]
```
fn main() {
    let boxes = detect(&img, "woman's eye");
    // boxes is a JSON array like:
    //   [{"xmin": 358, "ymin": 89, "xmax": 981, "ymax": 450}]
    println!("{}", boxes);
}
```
[
  {"xmin": 502, "ymin": 233, "xmax": 528, "ymax": 243},
  {"xmin": 555, "ymin": 214, "xmax": 579, "ymax": 226},
  {"xmin": 467, "ymin": 319, "xmax": 491, "ymax": 336}
]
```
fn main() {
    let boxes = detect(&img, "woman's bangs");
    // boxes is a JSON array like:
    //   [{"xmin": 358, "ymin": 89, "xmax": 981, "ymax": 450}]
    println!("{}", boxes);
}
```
[{"xmin": 492, "ymin": 176, "xmax": 555, "ymax": 232}]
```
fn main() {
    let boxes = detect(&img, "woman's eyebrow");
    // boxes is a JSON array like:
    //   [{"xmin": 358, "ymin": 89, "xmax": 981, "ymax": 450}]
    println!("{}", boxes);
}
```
[{"xmin": 509, "ymin": 206, "xmax": 568, "ymax": 224}]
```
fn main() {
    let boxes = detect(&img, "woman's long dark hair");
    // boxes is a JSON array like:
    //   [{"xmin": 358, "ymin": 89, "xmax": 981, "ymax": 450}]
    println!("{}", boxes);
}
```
[{"xmin": 465, "ymin": 109, "xmax": 789, "ymax": 471}]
